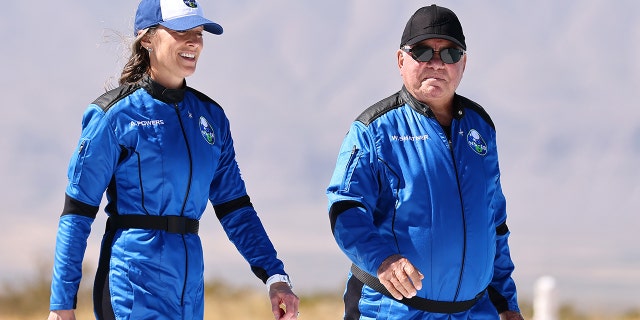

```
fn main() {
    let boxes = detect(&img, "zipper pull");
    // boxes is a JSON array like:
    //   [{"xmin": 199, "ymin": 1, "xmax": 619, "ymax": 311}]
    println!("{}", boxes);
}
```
[{"xmin": 78, "ymin": 140, "xmax": 86, "ymax": 154}]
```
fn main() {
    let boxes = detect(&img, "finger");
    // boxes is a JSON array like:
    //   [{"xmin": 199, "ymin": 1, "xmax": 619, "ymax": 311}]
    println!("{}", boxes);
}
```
[
  {"xmin": 284, "ymin": 299, "xmax": 299, "ymax": 317},
  {"xmin": 275, "ymin": 305, "xmax": 299, "ymax": 320},
  {"xmin": 283, "ymin": 305, "xmax": 299, "ymax": 320},
  {"xmin": 273, "ymin": 293, "xmax": 300, "ymax": 320},
  {"xmin": 272, "ymin": 302, "xmax": 285, "ymax": 319},
  {"xmin": 395, "ymin": 260, "xmax": 423, "ymax": 290},
  {"xmin": 394, "ymin": 270, "xmax": 418, "ymax": 298},
  {"xmin": 379, "ymin": 268, "xmax": 407, "ymax": 299},
  {"xmin": 379, "ymin": 276, "xmax": 403, "ymax": 300},
  {"xmin": 389, "ymin": 276, "xmax": 411, "ymax": 299},
  {"xmin": 403, "ymin": 265, "xmax": 424, "ymax": 290}
]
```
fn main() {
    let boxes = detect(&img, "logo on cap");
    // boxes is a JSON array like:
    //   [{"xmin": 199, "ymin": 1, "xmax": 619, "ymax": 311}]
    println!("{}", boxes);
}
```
[{"xmin": 183, "ymin": 0, "xmax": 198, "ymax": 8}]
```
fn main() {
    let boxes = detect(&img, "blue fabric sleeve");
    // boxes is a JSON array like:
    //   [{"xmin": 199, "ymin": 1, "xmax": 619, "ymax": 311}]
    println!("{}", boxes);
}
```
[
  {"xmin": 331, "ymin": 206, "xmax": 399, "ymax": 276},
  {"xmin": 66, "ymin": 104, "xmax": 119, "ymax": 206},
  {"xmin": 488, "ymin": 133, "xmax": 520, "ymax": 312},
  {"xmin": 490, "ymin": 229, "xmax": 520, "ymax": 313},
  {"xmin": 209, "ymin": 117, "xmax": 286, "ymax": 281},
  {"xmin": 52, "ymin": 104, "xmax": 115, "ymax": 310},
  {"xmin": 326, "ymin": 123, "xmax": 398, "ymax": 276},
  {"xmin": 50, "ymin": 214, "xmax": 93, "ymax": 310},
  {"xmin": 219, "ymin": 206, "xmax": 286, "ymax": 282},
  {"xmin": 208, "ymin": 115, "xmax": 248, "ymax": 205}
]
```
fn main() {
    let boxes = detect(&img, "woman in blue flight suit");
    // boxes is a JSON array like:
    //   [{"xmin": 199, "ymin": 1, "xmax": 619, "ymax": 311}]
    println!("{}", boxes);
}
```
[{"xmin": 47, "ymin": 1, "xmax": 299, "ymax": 319}]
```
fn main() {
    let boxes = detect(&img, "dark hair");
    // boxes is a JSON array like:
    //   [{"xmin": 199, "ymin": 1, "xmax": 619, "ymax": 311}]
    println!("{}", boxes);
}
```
[{"xmin": 119, "ymin": 28, "xmax": 155, "ymax": 85}]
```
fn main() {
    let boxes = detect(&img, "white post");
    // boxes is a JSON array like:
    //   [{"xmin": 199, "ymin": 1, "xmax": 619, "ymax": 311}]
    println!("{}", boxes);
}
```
[{"xmin": 533, "ymin": 276, "xmax": 558, "ymax": 320}]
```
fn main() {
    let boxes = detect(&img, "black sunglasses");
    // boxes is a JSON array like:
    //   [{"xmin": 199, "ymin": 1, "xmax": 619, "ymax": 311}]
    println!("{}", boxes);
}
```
[{"xmin": 401, "ymin": 46, "xmax": 465, "ymax": 64}]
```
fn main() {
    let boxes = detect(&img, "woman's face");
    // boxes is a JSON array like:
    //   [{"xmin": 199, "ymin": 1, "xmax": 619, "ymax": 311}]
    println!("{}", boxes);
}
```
[{"xmin": 144, "ymin": 25, "xmax": 204, "ymax": 88}]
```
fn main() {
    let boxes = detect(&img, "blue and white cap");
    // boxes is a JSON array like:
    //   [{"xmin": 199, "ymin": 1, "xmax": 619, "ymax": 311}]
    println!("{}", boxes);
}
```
[{"xmin": 134, "ymin": 0, "xmax": 223, "ymax": 35}]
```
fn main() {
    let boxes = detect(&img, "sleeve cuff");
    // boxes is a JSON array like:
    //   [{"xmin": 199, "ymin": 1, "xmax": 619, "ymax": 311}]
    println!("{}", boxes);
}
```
[{"xmin": 266, "ymin": 274, "xmax": 292, "ymax": 292}]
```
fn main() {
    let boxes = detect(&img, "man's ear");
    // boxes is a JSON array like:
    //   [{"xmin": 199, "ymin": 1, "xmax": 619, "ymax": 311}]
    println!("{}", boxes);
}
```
[
  {"xmin": 397, "ymin": 50, "xmax": 405, "ymax": 71},
  {"xmin": 461, "ymin": 53, "xmax": 467, "ymax": 73}
]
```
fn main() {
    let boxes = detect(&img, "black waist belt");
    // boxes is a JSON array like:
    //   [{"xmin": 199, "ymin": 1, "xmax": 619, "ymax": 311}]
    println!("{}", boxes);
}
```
[
  {"xmin": 107, "ymin": 215, "xmax": 199, "ymax": 235},
  {"xmin": 350, "ymin": 264, "xmax": 485, "ymax": 314}
]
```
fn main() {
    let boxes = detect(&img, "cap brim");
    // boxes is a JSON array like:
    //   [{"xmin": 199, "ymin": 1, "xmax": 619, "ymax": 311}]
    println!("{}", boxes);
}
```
[
  {"xmin": 405, "ymin": 34, "xmax": 465, "ymax": 50},
  {"xmin": 160, "ymin": 16, "xmax": 223, "ymax": 35}
]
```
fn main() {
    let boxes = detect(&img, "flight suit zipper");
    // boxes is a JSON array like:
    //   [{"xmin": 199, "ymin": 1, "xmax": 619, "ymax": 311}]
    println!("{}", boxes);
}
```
[
  {"xmin": 174, "ymin": 103, "xmax": 193, "ymax": 309},
  {"xmin": 443, "ymin": 123, "xmax": 467, "ymax": 302}
]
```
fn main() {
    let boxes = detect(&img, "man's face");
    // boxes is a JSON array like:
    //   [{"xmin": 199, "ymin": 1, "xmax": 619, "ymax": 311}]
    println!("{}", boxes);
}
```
[{"xmin": 397, "ymin": 38, "xmax": 466, "ymax": 106}]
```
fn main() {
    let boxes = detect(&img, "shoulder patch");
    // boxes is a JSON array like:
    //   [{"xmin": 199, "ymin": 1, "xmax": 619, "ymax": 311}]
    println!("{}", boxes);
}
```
[
  {"xmin": 467, "ymin": 129, "xmax": 488, "ymax": 155},
  {"xmin": 199, "ymin": 116, "xmax": 216, "ymax": 145}
]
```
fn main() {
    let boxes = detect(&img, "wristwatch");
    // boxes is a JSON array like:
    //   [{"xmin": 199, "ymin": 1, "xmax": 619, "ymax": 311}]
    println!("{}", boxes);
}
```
[{"xmin": 266, "ymin": 274, "xmax": 293, "ymax": 291}]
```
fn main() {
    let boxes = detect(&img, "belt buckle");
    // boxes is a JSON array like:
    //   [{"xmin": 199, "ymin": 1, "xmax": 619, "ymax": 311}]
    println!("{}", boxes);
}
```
[{"xmin": 166, "ymin": 216, "xmax": 187, "ymax": 234}]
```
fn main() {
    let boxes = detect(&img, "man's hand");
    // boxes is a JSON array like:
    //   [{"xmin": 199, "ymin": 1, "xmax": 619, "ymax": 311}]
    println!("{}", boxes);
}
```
[
  {"xmin": 377, "ymin": 254, "xmax": 424, "ymax": 300},
  {"xmin": 269, "ymin": 282, "xmax": 300, "ymax": 320},
  {"xmin": 500, "ymin": 310, "xmax": 525, "ymax": 320}
]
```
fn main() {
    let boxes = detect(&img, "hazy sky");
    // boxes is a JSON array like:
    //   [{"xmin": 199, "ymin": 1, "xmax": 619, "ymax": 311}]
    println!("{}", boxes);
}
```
[{"xmin": 1, "ymin": 0, "xmax": 638, "ymax": 313}]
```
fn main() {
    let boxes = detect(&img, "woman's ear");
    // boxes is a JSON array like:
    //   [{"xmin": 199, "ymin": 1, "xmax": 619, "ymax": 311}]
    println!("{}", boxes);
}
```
[{"xmin": 140, "ymin": 35, "xmax": 152, "ymax": 50}]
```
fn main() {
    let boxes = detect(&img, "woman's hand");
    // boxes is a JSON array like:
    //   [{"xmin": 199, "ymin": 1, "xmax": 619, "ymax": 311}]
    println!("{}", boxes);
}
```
[
  {"xmin": 47, "ymin": 310, "xmax": 76, "ymax": 320},
  {"xmin": 500, "ymin": 310, "xmax": 525, "ymax": 320}
]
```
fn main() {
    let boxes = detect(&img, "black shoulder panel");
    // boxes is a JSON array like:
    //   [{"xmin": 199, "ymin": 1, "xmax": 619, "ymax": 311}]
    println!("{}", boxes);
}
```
[
  {"xmin": 456, "ymin": 95, "xmax": 495, "ymax": 130},
  {"xmin": 186, "ymin": 87, "xmax": 224, "ymax": 110},
  {"xmin": 91, "ymin": 84, "xmax": 140, "ymax": 112},
  {"xmin": 355, "ymin": 91, "xmax": 405, "ymax": 126}
]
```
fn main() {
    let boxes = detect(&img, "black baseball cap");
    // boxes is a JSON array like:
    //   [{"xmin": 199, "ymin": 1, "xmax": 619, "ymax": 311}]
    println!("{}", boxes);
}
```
[{"xmin": 400, "ymin": 4, "xmax": 466, "ymax": 50}]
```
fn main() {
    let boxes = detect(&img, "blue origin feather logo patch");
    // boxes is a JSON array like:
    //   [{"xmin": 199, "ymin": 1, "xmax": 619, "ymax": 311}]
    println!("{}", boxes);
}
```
[
  {"xmin": 467, "ymin": 129, "xmax": 487, "ymax": 156},
  {"xmin": 199, "ymin": 116, "xmax": 215, "ymax": 145}
]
